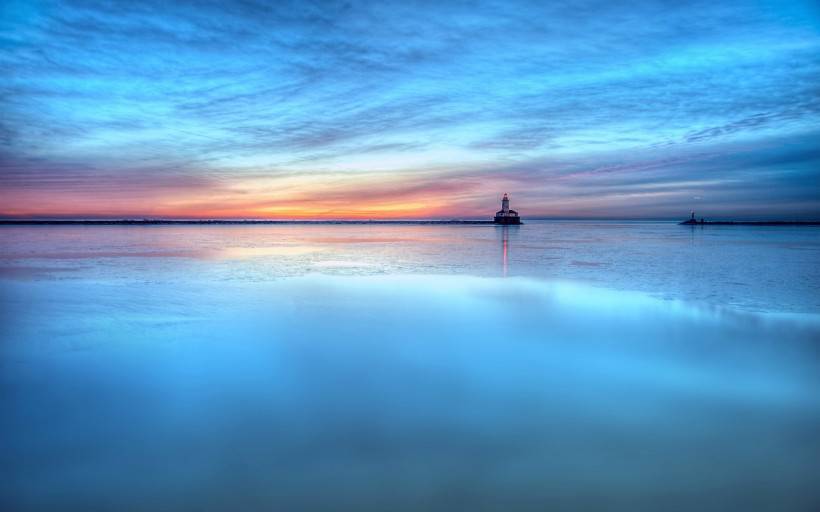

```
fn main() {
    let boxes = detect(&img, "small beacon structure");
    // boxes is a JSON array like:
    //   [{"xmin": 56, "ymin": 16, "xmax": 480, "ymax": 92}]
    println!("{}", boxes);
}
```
[{"xmin": 494, "ymin": 193, "xmax": 521, "ymax": 225}]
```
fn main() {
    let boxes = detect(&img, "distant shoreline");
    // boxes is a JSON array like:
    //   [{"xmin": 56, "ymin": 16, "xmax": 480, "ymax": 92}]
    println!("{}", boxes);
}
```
[
  {"xmin": 0, "ymin": 219, "xmax": 499, "ymax": 226},
  {"xmin": 2, "ymin": 219, "xmax": 818, "ymax": 226},
  {"xmin": 679, "ymin": 220, "xmax": 820, "ymax": 226}
]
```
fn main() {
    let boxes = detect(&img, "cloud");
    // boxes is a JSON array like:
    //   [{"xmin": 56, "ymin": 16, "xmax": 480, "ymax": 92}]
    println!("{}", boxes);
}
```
[{"xmin": 1, "ymin": 0, "xmax": 819, "ymax": 218}]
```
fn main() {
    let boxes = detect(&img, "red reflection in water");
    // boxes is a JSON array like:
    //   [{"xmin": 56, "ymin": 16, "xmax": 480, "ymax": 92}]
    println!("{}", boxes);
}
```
[{"xmin": 502, "ymin": 227, "xmax": 508, "ymax": 277}]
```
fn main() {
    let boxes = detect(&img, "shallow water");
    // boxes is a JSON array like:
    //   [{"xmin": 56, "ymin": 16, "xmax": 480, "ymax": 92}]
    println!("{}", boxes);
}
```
[{"xmin": 1, "ymin": 222, "xmax": 819, "ymax": 510}]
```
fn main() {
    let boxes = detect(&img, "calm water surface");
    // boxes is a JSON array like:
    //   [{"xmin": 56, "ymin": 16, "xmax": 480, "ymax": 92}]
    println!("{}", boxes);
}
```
[{"xmin": 1, "ymin": 222, "xmax": 819, "ymax": 510}]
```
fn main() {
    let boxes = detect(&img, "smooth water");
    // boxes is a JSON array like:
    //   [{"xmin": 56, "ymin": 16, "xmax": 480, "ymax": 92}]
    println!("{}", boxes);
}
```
[{"xmin": 1, "ymin": 222, "xmax": 819, "ymax": 510}]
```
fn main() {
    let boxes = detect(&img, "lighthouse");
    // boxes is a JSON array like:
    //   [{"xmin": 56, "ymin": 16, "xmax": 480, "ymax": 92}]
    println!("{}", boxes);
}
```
[{"xmin": 494, "ymin": 193, "xmax": 521, "ymax": 224}]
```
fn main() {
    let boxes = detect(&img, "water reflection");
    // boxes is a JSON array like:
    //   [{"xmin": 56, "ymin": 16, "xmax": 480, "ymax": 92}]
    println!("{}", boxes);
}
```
[
  {"xmin": 501, "ymin": 226, "xmax": 509, "ymax": 277},
  {"xmin": 1, "ymin": 223, "xmax": 818, "ymax": 312},
  {"xmin": 496, "ymin": 225, "xmax": 521, "ymax": 277},
  {"xmin": 2, "ymin": 274, "xmax": 818, "ymax": 510},
  {"xmin": 498, "ymin": 225, "xmax": 520, "ymax": 277}
]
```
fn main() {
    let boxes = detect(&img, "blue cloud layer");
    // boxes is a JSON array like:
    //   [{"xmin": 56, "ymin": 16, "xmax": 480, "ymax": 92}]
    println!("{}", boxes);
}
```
[{"xmin": 1, "ymin": 0, "xmax": 819, "ymax": 218}]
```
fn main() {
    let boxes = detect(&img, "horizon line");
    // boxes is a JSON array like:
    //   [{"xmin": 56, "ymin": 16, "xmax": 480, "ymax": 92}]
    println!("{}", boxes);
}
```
[{"xmin": 2, "ymin": 216, "xmax": 819, "ymax": 223}]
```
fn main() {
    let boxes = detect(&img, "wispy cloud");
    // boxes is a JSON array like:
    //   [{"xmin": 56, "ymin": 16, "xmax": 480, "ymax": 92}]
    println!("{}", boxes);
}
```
[{"xmin": 1, "ymin": 0, "xmax": 819, "ymax": 218}]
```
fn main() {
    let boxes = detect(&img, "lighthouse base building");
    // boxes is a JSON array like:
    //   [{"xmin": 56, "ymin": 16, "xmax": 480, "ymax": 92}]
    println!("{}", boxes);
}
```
[{"xmin": 494, "ymin": 194, "xmax": 521, "ymax": 225}]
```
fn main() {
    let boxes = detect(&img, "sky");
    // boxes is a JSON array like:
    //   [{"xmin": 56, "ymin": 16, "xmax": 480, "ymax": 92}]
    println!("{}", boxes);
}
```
[{"xmin": 1, "ymin": 0, "xmax": 819, "ymax": 219}]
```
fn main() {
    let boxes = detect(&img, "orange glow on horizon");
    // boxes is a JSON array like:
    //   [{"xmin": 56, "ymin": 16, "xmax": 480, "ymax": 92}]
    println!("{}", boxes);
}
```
[
  {"xmin": 0, "ymin": 190, "xmax": 489, "ymax": 220},
  {"xmin": 0, "ymin": 172, "xmax": 509, "ymax": 219}
]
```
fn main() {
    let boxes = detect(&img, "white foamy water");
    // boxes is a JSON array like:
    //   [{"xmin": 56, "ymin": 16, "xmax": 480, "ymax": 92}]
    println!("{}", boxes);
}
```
[{"xmin": 1, "ymin": 222, "xmax": 819, "ymax": 510}]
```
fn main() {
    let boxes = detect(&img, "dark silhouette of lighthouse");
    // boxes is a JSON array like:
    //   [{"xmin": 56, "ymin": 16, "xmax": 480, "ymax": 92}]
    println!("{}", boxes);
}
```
[{"xmin": 494, "ymin": 193, "xmax": 521, "ymax": 224}]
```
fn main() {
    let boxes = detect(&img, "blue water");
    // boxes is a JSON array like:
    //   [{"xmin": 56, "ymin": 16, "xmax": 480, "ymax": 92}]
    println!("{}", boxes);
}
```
[{"xmin": 1, "ymin": 222, "xmax": 819, "ymax": 510}]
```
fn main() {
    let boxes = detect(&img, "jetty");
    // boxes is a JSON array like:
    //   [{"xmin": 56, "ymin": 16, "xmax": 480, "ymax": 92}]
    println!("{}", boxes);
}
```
[
  {"xmin": 1, "ymin": 196, "xmax": 527, "ymax": 226},
  {"xmin": 680, "ymin": 212, "xmax": 820, "ymax": 226}
]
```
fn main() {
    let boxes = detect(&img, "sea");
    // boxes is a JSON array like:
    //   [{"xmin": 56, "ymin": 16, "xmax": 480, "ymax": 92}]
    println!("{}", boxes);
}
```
[{"xmin": 1, "ymin": 221, "xmax": 819, "ymax": 510}]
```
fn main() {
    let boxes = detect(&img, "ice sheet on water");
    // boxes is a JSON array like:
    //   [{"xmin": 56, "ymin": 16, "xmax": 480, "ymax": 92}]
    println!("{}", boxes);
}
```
[{"xmin": 1, "ymin": 221, "xmax": 818, "ymax": 312}]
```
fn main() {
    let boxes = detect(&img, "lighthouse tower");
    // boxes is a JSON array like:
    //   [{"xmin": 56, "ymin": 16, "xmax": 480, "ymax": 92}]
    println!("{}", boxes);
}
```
[{"xmin": 494, "ymin": 193, "xmax": 521, "ymax": 224}]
